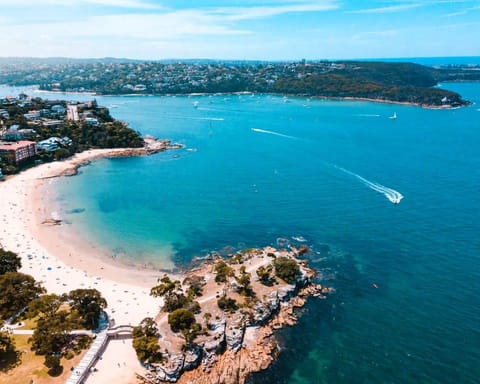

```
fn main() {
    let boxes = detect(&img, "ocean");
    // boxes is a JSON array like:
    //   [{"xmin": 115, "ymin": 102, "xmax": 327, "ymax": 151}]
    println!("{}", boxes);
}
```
[{"xmin": 1, "ymin": 80, "xmax": 479, "ymax": 383}]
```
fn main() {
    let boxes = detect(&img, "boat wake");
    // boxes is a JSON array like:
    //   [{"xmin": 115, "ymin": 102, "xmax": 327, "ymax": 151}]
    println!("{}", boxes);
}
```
[
  {"xmin": 251, "ymin": 128, "xmax": 298, "ymax": 140},
  {"xmin": 199, "ymin": 117, "xmax": 225, "ymax": 121},
  {"xmin": 334, "ymin": 165, "xmax": 404, "ymax": 204}
]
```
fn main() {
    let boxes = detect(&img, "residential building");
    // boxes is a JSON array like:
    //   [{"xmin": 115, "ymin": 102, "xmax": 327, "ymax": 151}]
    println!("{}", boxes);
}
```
[
  {"xmin": 1, "ymin": 129, "xmax": 23, "ymax": 141},
  {"xmin": 0, "ymin": 140, "xmax": 37, "ymax": 163},
  {"xmin": 36, "ymin": 136, "xmax": 72, "ymax": 152}
]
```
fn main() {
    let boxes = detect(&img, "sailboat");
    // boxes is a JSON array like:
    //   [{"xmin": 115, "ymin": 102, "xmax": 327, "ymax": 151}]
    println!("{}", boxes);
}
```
[{"xmin": 389, "ymin": 112, "xmax": 397, "ymax": 120}]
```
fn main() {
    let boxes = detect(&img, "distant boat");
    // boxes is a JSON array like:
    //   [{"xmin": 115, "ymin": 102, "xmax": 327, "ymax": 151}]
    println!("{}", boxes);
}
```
[
  {"xmin": 193, "ymin": 101, "xmax": 199, "ymax": 108},
  {"xmin": 389, "ymin": 112, "xmax": 397, "ymax": 120}
]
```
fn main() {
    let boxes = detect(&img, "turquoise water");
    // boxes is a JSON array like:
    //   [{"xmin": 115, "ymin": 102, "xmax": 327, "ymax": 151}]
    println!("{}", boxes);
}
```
[{"xmin": 2, "ymin": 83, "xmax": 479, "ymax": 383}]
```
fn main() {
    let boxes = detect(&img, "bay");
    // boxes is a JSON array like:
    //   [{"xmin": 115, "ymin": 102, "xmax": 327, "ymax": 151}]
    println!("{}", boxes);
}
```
[{"xmin": 1, "ymin": 81, "xmax": 479, "ymax": 383}]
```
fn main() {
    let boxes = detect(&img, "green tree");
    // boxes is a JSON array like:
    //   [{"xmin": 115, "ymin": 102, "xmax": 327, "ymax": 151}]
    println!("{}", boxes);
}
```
[
  {"xmin": 150, "ymin": 275, "xmax": 181, "ymax": 298},
  {"xmin": 0, "ymin": 249, "xmax": 21, "ymax": 275},
  {"xmin": 0, "ymin": 272, "xmax": 45, "ymax": 320},
  {"xmin": 66, "ymin": 289, "xmax": 107, "ymax": 329},
  {"xmin": 183, "ymin": 275, "xmax": 206, "ymax": 299},
  {"xmin": 217, "ymin": 296, "xmax": 238, "ymax": 312},
  {"xmin": 132, "ymin": 317, "xmax": 162, "ymax": 364},
  {"xmin": 151, "ymin": 275, "xmax": 188, "ymax": 312},
  {"xmin": 235, "ymin": 266, "xmax": 253, "ymax": 296},
  {"xmin": 44, "ymin": 355, "xmax": 62, "ymax": 376},
  {"xmin": 214, "ymin": 261, "xmax": 233, "ymax": 283},
  {"xmin": 26, "ymin": 294, "xmax": 63, "ymax": 318},
  {"xmin": 168, "ymin": 309, "xmax": 196, "ymax": 333},
  {"xmin": 0, "ymin": 326, "xmax": 21, "ymax": 372},
  {"xmin": 256, "ymin": 264, "xmax": 274, "ymax": 286},
  {"xmin": 30, "ymin": 310, "xmax": 74, "ymax": 356},
  {"xmin": 273, "ymin": 257, "xmax": 300, "ymax": 284}
]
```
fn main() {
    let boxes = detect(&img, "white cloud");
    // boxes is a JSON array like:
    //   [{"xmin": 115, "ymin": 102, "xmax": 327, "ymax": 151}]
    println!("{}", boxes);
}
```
[
  {"xmin": 0, "ymin": 11, "xmax": 250, "ymax": 42},
  {"xmin": 211, "ymin": 1, "xmax": 339, "ymax": 21},
  {"xmin": 349, "ymin": 3, "xmax": 423, "ymax": 14},
  {"xmin": 0, "ymin": 0, "xmax": 161, "ymax": 8},
  {"xmin": 442, "ymin": 4, "xmax": 480, "ymax": 17}
]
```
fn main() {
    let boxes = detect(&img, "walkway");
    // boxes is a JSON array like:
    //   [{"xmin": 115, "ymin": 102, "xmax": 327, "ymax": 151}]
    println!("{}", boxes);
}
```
[
  {"xmin": 65, "ymin": 324, "xmax": 135, "ymax": 384},
  {"xmin": 65, "ymin": 330, "xmax": 109, "ymax": 384}
]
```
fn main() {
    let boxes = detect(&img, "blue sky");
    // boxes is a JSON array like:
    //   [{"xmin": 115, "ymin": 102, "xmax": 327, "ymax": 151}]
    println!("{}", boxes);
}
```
[{"xmin": 0, "ymin": 0, "xmax": 479, "ymax": 60}]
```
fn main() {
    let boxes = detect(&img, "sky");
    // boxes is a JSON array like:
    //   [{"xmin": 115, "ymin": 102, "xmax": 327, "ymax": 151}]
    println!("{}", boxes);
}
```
[{"xmin": 0, "ymin": 0, "xmax": 479, "ymax": 60}]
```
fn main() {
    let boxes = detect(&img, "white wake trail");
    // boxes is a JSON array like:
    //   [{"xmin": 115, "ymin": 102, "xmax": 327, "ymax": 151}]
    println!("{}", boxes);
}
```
[
  {"xmin": 251, "ymin": 128, "xmax": 298, "ymax": 140},
  {"xmin": 334, "ymin": 165, "xmax": 404, "ymax": 204}
]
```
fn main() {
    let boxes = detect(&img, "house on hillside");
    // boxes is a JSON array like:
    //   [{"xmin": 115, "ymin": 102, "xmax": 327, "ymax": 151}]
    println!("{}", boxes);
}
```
[{"xmin": 0, "ymin": 140, "xmax": 37, "ymax": 163}]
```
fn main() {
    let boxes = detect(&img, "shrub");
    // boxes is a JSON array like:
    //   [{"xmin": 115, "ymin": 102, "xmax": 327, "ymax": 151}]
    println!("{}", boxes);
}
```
[
  {"xmin": 214, "ymin": 261, "xmax": 233, "ymax": 283},
  {"xmin": 217, "ymin": 296, "xmax": 238, "ymax": 312},
  {"xmin": 256, "ymin": 264, "xmax": 274, "ymax": 286}
]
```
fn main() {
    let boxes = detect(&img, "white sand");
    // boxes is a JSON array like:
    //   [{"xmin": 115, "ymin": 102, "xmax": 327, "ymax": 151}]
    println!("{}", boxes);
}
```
[
  {"xmin": 0, "ymin": 151, "xmax": 177, "ymax": 383},
  {"xmin": 87, "ymin": 339, "xmax": 147, "ymax": 384}
]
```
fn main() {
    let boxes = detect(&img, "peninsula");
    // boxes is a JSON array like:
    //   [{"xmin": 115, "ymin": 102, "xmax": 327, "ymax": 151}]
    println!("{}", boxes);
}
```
[
  {"xmin": 1, "ymin": 59, "xmax": 477, "ymax": 108},
  {"xmin": 0, "ymin": 94, "xmax": 180, "ymax": 177}
]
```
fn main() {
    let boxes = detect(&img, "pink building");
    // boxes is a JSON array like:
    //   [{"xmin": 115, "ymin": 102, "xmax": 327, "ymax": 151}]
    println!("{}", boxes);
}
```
[{"xmin": 0, "ymin": 140, "xmax": 37, "ymax": 163}]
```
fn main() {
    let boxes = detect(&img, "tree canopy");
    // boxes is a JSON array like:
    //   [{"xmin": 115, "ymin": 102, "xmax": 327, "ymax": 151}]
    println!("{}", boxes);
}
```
[
  {"xmin": 132, "ymin": 317, "xmax": 163, "ymax": 364},
  {"xmin": 273, "ymin": 257, "xmax": 300, "ymax": 284},
  {"xmin": 0, "ymin": 249, "xmax": 22, "ymax": 275},
  {"xmin": 0, "ymin": 272, "xmax": 45, "ymax": 320},
  {"xmin": 66, "ymin": 289, "xmax": 107, "ymax": 329}
]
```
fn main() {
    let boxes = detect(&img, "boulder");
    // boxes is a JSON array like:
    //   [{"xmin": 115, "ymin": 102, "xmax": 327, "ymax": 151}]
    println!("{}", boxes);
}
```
[
  {"xmin": 155, "ymin": 353, "xmax": 184, "ymax": 382},
  {"xmin": 225, "ymin": 322, "xmax": 245, "ymax": 352},
  {"xmin": 183, "ymin": 345, "xmax": 203, "ymax": 371}
]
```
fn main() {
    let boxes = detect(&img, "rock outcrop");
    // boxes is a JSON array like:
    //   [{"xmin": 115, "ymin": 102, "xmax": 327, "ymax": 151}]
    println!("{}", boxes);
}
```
[{"xmin": 140, "ymin": 247, "xmax": 332, "ymax": 384}]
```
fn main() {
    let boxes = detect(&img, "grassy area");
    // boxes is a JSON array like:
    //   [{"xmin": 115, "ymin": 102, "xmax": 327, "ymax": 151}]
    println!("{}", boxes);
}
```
[{"xmin": 0, "ymin": 335, "xmax": 88, "ymax": 384}]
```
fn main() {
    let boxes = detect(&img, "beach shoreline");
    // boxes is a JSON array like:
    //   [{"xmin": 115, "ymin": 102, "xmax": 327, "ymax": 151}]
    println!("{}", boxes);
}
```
[
  {"xmin": 0, "ymin": 150, "xmax": 174, "ymax": 324},
  {"xmin": 0, "ymin": 149, "xmax": 177, "ymax": 382}
]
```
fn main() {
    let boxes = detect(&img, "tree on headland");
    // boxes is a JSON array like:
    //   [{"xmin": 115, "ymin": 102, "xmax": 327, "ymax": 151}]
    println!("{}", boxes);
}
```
[
  {"xmin": 273, "ymin": 257, "xmax": 300, "ymax": 284},
  {"xmin": 0, "ymin": 272, "xmax": 45, "ymax": 320},
  {"xmin": 0, "ymin": 249, "xmax": 22, "ymax": 275},
  {"xmin": 167, "ymin": 308, "xmax": 201, "ymax": 345},
  {"xmin": 235, "ymin": 266, "xmax": 253, "ymax": 296},
  {"xmin": 214, "ymin": 261, "xmax": 233, "ymax": 283},
  {"xmin": 151, "ymin": 275, "xmax": 189, "ymax": 312},
  {"xmin": 256, "ymin": 264, "xmax": 274, "ymax": 286},
  {"xmin": 132, "ymin": 317, "xmax": 163, "ymax": 364}
]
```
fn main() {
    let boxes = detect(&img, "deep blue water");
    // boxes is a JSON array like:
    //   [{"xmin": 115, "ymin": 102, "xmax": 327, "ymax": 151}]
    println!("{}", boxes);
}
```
[{"xmin": 1, "ymin": 81, "xmax": 479, "ymax": 383}]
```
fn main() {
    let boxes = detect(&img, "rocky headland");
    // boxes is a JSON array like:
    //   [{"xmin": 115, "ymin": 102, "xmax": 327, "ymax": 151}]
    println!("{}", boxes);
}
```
[
  {"xmin": 135, "ymin": 246, "xmax": 333, "ymax": 384},
  {"xmin": 40, "ymin": 136, "xmax": 182, "ymax": 179}
]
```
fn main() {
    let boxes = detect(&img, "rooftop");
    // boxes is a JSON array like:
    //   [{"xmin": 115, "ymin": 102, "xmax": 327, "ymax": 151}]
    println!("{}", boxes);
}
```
[{"xmin": 0, "ymin": 140, "xmax": 36, "ymax": 150}]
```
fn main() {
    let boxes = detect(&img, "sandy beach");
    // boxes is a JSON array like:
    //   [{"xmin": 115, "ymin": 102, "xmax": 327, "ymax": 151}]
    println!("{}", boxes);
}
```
[{"xmin": 0, "ymin": 150, "xmax": 174, "ymax": 383}]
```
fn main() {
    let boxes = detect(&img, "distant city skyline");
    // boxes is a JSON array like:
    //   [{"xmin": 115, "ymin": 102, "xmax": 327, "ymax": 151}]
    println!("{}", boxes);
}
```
[{"xmin": 0, "ymin": 0, "xmax": 479, "ymax": 60}]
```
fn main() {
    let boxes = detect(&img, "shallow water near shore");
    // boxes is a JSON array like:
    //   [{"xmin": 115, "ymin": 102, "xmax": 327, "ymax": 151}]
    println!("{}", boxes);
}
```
[{"xmin": 1, "ymin": 83, "xmax": 480, "ymax": 383}]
